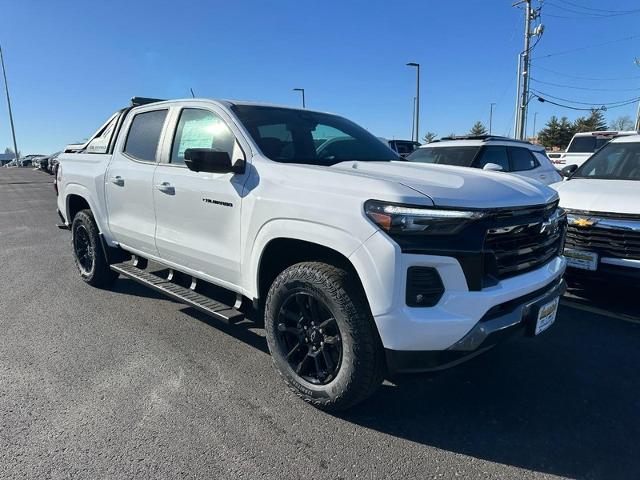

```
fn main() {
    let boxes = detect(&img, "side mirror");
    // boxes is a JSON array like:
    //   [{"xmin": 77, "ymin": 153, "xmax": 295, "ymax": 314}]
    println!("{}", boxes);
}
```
[
  {"xmin": 560, "ymin": 164, "xmax": 578, "ymax": 178},
  {"xmin": 483, "ymin": 163, "xmax": 504, "ymax": 172},
  {"xmin": 184, "ymin": 148, "xmax": 242, "ymax": 174}
]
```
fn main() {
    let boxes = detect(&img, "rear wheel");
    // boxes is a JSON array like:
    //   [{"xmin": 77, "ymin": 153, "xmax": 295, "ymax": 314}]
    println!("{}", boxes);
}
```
[
  {"xmin": 264, "ymin": 262, "xmax": 385, "ymax": 411},
  {"xmin": 71, "ymin": 209, "xmax": 118, "ymax": 287}
]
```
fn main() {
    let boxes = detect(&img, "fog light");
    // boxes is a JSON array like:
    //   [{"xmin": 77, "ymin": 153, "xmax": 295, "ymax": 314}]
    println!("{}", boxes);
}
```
[{"xmin": 406, "ymin": 267, "xmax": 444, "ymax": 307}]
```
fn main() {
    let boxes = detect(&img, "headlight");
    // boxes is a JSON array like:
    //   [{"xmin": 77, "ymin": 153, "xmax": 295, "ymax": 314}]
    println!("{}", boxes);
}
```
[{"xmin": 364, "ymin": 200, "xmax": 485, "ymax": 235}]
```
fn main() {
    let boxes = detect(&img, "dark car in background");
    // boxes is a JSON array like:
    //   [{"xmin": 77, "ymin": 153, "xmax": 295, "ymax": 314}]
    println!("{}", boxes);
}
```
[{"xmin": 379, "ymin": 138, "xmax": 421, "ymax": 157}]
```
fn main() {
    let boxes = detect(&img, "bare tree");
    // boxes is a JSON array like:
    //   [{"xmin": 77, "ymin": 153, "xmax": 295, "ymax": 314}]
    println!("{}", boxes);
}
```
[{"xmin": 609, "ymin": 115, "xmax": 634, "ymax": 131}]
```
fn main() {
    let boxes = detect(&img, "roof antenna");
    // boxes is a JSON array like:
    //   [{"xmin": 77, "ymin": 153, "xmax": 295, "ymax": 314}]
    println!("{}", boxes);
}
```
[{"xmin": 190, "ymin": 88, "xmax": 195, "ymax": 98}]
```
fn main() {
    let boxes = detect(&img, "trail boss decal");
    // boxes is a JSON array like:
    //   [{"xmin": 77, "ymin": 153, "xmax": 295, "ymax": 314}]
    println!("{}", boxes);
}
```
[{"xmin": 202, "ymin": 198, "xmax": 233, "ymax": 207}]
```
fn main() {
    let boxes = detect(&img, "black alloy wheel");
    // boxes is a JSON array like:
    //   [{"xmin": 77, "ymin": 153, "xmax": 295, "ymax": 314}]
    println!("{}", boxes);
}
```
[
  {"xmin": 73, "ymin": 224, "xmax": 94, "ymax": 275},
  {"xmin": 275, "ymin": 292, "xmax": 342, "ymax": 385}
]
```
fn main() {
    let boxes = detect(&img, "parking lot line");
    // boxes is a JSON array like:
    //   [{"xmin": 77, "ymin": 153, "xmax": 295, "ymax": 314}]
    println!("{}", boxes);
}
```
[{"xmin": 560, "ymin": 298, "xmax": 640, "ymax": 325}]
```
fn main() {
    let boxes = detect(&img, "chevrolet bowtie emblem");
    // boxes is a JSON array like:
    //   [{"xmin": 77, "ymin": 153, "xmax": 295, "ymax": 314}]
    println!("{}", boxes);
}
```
[{"xmin": 571, "ymin": 217, "xmax": 596, "ymax": 227}]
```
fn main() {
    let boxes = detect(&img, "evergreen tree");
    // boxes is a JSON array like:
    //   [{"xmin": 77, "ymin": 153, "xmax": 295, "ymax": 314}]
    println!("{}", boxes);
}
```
[
  {"xmin": 558, "ymin": 117, "xmax": 576, "ymax": 149},
  {"xmin": 469, "ymin": 121, "xmax": 487, "ymax": 135},
  {"xmin": 573, "ymin": 109, "xmax": 607, "ymax": 133},
  {"xmin": 422, "ymin": 131, "xmax": 437, "ymax": 143},
  {"xmin": 538, "ymin": 116, "xmax": 577, "ymax": 150},
  {"xmin": 538, "ymin": 116, "xmax": 561, "ymax": 149}
]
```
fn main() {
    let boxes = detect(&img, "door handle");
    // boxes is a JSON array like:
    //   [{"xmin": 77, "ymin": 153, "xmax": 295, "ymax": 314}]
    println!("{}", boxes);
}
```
[
  {"xmin": 110, "ymin": 176, "xmax": 124, "ymax": 186},
  {"xmin": 156, "ymin": 181, "xmax": 175, "ymax": 195}
]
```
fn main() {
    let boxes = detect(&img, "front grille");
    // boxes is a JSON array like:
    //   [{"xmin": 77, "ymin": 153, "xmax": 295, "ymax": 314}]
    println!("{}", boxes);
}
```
[
  {"xmin": 565, "ymin": 224, "xmax": 640, "ymax": 260},
  {"xmin": 484, "ymin": 204, "xmax": 565, "ymax": 280}
]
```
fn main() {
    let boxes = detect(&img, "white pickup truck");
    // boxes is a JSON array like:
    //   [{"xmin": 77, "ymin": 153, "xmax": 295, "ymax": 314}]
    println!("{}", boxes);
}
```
[
  {"xmin": 56, "ymin": 97, "xmax": 567, "ymax": 410},
  {"xmin": 547, "ymin": 131, "xmax": 637, "ymax": 167}
]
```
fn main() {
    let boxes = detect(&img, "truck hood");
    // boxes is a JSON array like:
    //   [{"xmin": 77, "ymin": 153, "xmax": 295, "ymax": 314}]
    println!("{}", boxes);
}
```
[
  {"xmin": 331, "ymin": 161, "xmax": 557, "ymax": 209},
  {"xmin": 552, "ymin": 179, "xmax": 640, "ymax": 215}
]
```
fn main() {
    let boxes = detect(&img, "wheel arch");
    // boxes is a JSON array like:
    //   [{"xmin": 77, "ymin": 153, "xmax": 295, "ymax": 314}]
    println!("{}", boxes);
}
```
[
  {"xmin": 247, "ymin": 220, "xmax": 371, "ymax": 306},
  {"xmin": 63, "ymin": 184, "xmax": 113, "ymax": 243}
]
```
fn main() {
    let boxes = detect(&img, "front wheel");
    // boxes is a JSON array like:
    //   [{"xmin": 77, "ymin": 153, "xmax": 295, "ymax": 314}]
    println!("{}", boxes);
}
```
[
  {"xmin": 264, "ymin": 262, "xmax": 385, "ymax": 411},
  {"xmin": 71, "ymin": 209, "xmax": 118, "ymax": 287}
]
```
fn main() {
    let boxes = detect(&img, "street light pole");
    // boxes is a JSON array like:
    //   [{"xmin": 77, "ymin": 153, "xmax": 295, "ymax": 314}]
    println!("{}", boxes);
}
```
[
  {"xmin": 407, "ymin": 62, "xmax": 420, "ymax": 143},
  {"xmin": 532, "ymin": 111, "xmax": 538, "ymax": 140},
  {"xmin": 293, "ymin": 88, "xmax": 305, "ymax": 108},
  {"xmin": 489, "ymin": 102, "xmax": 496, "ymax": 134},
  {"xmin": 0, "ymin": 44, "xmax": 19, "ymax": 161},
  {"xmin": 411, "ymin": 96, "xmax": 416, "ymax": 142},
  {"xmin": 635, "ymin": 58, "xmax": 640, "ymax": 130}
]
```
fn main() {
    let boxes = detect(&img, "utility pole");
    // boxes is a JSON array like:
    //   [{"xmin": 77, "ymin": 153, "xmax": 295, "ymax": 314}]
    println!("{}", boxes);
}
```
[
  {"xmin": 513, "ymin": 53, "xmax": 522, "ymax": 137},
  {"xmin": 411, "ymin": 96, "xmax": 416, "ymax": 141},
  {"xmin": 0, "ymin": 44, "xmax": 19, "ymax": 161},
  {"xmin": 489, "ymin": 102, "xmax": 496, "ymax": 134},
  {"xmin": 516, "ymin": 0, "xmax": 532, "ymax": 140},
  {"xmin": 407, "ymin": 63, "xmax": 420, "ymax": 143},
  {"xmin": 532, "ymin": 111, "xmax": 538, "ymax": 140},
  {"xmin": 514, "ymin": 1, "xmax": 542, "ymax": 140}
]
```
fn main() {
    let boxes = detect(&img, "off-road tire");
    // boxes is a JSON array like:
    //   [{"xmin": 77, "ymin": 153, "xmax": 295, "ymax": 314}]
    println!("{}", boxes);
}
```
[
  {"xmin": 264, "ymin": 262, "xmax": 385, "ymax": 411},
  {"xmin": 71, "ymin": 209, "xmax": 118, "ymax": 287}
]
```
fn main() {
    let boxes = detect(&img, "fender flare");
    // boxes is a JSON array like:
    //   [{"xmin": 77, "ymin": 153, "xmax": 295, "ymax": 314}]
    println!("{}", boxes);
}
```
[
  {"xmin": 244, "ymin": 218, "xmax": 368, "ymax": 300},
  {"xmin": 63, "ymin": 183, "xmax": 114, "ymax": 244}
]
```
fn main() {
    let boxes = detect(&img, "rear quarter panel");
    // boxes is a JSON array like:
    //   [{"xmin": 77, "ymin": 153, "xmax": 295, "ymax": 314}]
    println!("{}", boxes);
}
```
[{"xmin": 58, "ymin": 153, "xmax": 115, "ymax": 243}]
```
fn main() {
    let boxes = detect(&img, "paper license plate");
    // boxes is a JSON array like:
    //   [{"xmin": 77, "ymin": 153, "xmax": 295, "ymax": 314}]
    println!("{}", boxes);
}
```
[
  {"xmin": 564, "ymin": 248, "xmax": 598, "ymax": 271},
  {"xmin": 535, "ymin": 297, "xmax": 559, "ymax": 335}
]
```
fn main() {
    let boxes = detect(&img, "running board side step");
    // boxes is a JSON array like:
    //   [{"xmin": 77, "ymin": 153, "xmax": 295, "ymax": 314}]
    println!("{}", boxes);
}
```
[{"xmin": 110, "ymin": 262, "xmax": 244, "ymax": 324}]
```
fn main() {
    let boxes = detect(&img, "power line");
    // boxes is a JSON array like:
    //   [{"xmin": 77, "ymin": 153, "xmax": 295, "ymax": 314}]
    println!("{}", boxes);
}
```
[
  {"xmin": 532, "ymin": 34, "xmax": 640, "ymax": 59},
  {"xmin": 545, "ymin": 1, "xmax": 640, "ymax": 18},
  {"xmin": 531, "ymin": 77, "xmax": 640, "ymax": 92},
  {"xmin": 531, "ymin": 88, "xmax": 640, "ymax": 107},
  {"xmin": 531, "ymin": 64, "xmax": 640, "ymax": 81},
  {"xmin": 533, "ymin": 94, "xmax": 640, "ymax": 111},
  {"xmin": 553, "ymin": 0, "xmax": 640, "ymax": 14}
]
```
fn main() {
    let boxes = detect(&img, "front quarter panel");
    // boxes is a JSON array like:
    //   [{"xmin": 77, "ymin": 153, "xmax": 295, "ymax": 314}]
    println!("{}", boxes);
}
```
[{"xmin": 239, "ymin": 159, "xmax": 429, "ymax": 300}]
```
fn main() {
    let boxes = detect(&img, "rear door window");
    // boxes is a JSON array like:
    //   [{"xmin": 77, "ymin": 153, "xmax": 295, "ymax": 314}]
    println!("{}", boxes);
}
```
[
  {"xmin": 124, "ymin": 110, "xmax": 168, "ymax": 162},
  {"xmin": 473, "ymin": 146, "xmax": 510, "ymax": 171},
  {"xmin": 532, "ymin": 151, "xmax": 552, "ymax": 167},
  {"xmin": 508, "ymin": 147, "xmax": 539, "ymax": 171}
]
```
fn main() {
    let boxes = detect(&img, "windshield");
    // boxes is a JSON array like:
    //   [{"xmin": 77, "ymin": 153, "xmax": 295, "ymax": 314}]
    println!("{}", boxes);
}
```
[
  {"xmin": 406, "ymin": 146, "xmax": 480, "ymax": 166},
  {"xmin": 573, "ymin": 141, "xmax": 640, "ymax": 180},
  {"xmin": 231, "ymin": 105, "xmax": 399, "ymax": 165}
]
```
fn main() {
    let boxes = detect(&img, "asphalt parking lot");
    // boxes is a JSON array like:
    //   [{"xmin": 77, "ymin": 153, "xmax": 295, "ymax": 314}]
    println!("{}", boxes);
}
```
[{"xmin": 1, "ymin": 168, "xmax": 639, "ymax": 479}]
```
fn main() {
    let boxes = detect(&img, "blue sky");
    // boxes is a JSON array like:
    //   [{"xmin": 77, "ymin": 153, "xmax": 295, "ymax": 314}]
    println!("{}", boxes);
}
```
[{"xmin": 1, "ymin": 0, "xmax": 639, "ymax": 154}]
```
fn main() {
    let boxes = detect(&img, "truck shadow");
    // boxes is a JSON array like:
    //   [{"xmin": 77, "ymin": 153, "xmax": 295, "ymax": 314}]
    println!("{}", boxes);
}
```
[
  {"xmin": 565, "ymin": 277, "xmax": 640, "ymax": 320},
  {"xmin": 109, "ymin": 273, "xmax": 640, "ymax": 479},
  {"xmin": 338, "ymin": 306, "xmax": 640, "ymax": 479},
  {"xmin": 180, "ymin": 307, "xmax": 270, "ymax": 355}
]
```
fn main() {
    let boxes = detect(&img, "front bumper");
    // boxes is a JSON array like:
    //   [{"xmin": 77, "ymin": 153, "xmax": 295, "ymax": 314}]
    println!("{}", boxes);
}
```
[
  {"xmin": 366, "ymin": 247, "xmax": 566, "ymax": 352},
  {"xmin": 566, "ymin": 259, "xmax": 640, "ymax": 281},
  {"xmin": 385, "ymin": 277, "xmax": 566, "ymax": 374}
]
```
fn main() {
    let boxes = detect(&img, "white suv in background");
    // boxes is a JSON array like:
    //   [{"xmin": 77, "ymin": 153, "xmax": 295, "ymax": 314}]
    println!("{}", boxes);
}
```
[{"xmin": 406, "ymin": 135, "xmax": 562, "ymax": 185}]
